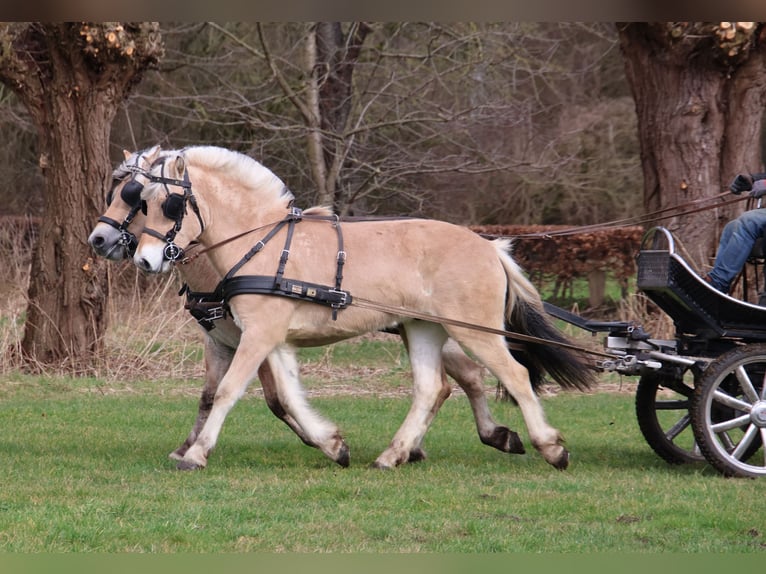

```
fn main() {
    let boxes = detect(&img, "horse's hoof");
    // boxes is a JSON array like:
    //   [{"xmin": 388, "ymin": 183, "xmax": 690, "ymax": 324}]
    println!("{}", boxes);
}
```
[
  {"xmin": 483, "ymin": 426, "xmax": 525, "ymax": 454},
  {"xmin": 176, "ymin": 459, "xmax": 205, "ymax": 471},
  {"xmin": 336, "ymin": 443, "xmax": 350, "ymax": 467},
  {"xmin": 168, "ymin": 448, "xmax": 186, "ymax": 461},
  {"xmin": 552, "ymin": 449, "xmax": 569, "ymax": 470},
  {"xmin": 370, "ymin": 461, "xmax": 393, "ymax": 470},
  {"xmin": 407, "ymin": 447, "xmax": 427, "ymax": 463}
]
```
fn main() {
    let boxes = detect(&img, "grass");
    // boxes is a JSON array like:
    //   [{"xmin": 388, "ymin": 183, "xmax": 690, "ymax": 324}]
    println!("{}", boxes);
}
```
[
  {"xmin": 0, "ymin": 228, "xmax": 759, "ymax": 554},
  {"xmin": 0, "ymin": 369, "xmax": 764, "ymax": 553}
]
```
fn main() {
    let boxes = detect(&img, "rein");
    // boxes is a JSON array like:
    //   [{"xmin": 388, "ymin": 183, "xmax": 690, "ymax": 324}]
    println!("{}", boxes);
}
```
[
  {"xmin": 179, "ymin": 212, "xmax": 410, "ymax": 265},
  {"xmin": 349, "ymin": 296, "xmax": 616, "ymax": 360},
  {"xmin": 485, "ymin": 191, "xmax": 744, "ymax": 239}
]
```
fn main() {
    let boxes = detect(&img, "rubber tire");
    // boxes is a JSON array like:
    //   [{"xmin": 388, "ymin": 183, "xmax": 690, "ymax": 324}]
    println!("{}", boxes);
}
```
[
  {"xmin": 635, "ymin": 371, "xmax": 705, "ymax": 464},
  {"xmin": 691, "ymin": 344, "xmax": 766, "ymax": 478}
]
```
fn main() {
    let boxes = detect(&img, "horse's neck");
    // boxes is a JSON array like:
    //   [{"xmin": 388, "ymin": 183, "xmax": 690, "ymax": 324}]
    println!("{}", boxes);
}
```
[{"xmin": 197, "ymin": 188, "xmax": 291, "ymax": 275}]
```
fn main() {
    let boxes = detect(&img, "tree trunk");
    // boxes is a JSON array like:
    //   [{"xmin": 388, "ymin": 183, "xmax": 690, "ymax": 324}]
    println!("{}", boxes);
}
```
[
  {"xmin": 0, "ymin": 22, "xmax": 163, "ymax": 369},
  {"xmin": 617, "ymin": 22, "xmax": 766, "ymax": 269},
  {"xmin": 311, "ymin": 22, "xmax": 371, "ymax": 213}
]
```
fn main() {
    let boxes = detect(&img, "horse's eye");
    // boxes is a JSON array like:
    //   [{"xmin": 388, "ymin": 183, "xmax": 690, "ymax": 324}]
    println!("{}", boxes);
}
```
[
  {"xmin": 162, "ymin": 193, "xmax": 186, "ymax": 220},
  {"xmin": 120, "ymin": 180, "xmax": 144, "ymax": 208}
]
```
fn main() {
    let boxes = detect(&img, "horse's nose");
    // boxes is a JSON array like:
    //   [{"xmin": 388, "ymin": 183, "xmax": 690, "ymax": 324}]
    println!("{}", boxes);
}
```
[
  {"xmin": 135, "ymin": 256, "xmax": 154, "ymax": 273},
  {"xmin": 89, "ymin": 234, "xmax": 105, "ymax": 249}
]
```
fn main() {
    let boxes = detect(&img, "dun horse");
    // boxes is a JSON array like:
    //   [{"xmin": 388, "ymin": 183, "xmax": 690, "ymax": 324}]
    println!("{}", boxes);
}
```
[
  {"xmin": 131, "ymin": 146, "xmax": 593, "ymax": 471},
  {"xmin": 88, "ymin": 148, "xmax": 537, "ymax": 467}
]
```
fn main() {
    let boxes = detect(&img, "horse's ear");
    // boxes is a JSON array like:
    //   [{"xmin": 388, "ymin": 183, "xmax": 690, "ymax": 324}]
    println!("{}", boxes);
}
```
[
  {"xmin": 173, "ymin": 155, "xmax": 186, "ymax": 176},
  {"xmin": 123, "ymin": 149, "xmax": 132, "ymax": 160},
  {"xmin": 144, "ymin": 145, "xmax": 162, "ymax": 165}
]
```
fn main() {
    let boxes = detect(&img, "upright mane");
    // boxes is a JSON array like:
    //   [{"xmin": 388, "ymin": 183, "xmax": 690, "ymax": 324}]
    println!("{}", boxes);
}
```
[{"xmin": 181, "ymin": 146, "xmax": 293, "ymax": 204}]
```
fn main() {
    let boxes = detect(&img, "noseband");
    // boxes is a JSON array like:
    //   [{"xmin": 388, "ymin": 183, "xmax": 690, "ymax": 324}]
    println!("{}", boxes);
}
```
[{"xmin": 141, "ymin": 159, "xmax": 205, "ymax": 263}]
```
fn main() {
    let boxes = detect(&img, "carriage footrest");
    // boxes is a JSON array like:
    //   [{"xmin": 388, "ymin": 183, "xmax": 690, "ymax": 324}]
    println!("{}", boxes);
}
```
[{"xmin": 543, "ymin": 302, "xmax": 633, "ymax": 334}]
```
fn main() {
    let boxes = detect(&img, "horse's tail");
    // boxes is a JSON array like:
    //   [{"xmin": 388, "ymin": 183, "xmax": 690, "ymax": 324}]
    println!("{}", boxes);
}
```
[{"xmin": 492, "ymin": 239, "xmax": 596, "ymax": 396}]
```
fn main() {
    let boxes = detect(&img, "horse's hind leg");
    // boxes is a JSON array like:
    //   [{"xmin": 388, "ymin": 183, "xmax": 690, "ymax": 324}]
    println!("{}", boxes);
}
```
[
  {"xmin": 441, "ymin": 339, "xmax": 525, "ymax": 455},
  {"xmin": 449, "ymin": 328, "xmax": 568, "ymax": 469},
  {"xmin": 374, "ymin": 321, "xmax": 449, "ymax": 469}
]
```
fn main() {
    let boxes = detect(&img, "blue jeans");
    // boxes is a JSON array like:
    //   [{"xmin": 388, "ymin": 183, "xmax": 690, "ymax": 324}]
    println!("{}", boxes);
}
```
[{"xmin": 707, "ymin": 209, "xmax": 766, "ymax": 292}]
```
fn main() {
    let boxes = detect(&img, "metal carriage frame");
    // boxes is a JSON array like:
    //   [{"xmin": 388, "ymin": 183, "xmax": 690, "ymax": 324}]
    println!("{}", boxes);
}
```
[{"xmin": 546, "ymin": 225, "xmax": 766, "ymax": 478}]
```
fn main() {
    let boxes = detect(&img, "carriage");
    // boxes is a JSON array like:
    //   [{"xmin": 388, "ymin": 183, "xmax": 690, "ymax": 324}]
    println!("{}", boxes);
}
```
[{"xmin": 544, "ymin": 225, "xmax": 766, "ymax": 478}]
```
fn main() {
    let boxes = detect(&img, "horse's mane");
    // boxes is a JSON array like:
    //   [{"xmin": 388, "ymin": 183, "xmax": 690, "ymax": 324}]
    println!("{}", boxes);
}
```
[{"xmin": 181, "ymin": 146, "xmax": 293, "ymax": 203}]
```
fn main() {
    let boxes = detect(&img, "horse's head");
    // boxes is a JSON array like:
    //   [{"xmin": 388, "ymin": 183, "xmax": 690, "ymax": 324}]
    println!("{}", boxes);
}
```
[
  {"xmin": 88, "ymin": 145, "xmax": 161, "ymax": 261},
  {"xmin": 133, "ymin": 150, "xmax": 206, "ymax": 274}
]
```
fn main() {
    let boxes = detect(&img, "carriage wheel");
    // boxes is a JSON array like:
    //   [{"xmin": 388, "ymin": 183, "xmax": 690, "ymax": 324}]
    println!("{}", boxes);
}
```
[
  {"xmin": 691, "ymin": 344, "xmax": 766, "ymax": 478},
  {"xmin": 635, "ymin": 370, "xmax": 705, "ymax": 464}
]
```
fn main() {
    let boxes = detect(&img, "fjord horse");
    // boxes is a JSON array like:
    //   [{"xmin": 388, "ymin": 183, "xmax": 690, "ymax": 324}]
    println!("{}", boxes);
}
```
[
  {"xmin": 133, "ymin": 146, "xmax": 593, "ymax": 470},
  {"xmin": 89, "ymin": 148, "xmax": 534, "ymax": 466}
]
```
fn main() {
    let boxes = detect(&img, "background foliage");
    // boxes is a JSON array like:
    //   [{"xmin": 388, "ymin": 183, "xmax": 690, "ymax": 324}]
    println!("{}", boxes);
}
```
[{"xmin": 0, "ymin": 22, "xmax": 642, "ymax": 225}]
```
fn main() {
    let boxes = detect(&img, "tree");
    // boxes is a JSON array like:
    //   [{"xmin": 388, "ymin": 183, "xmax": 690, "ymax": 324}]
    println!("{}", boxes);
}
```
[
  {"xmin": 617, "ymin": 22, "xmax": 766, "ymax": 267},
  {"xmin": 0, "ymin": 22, "xmax": 163, "ymax": 368}
]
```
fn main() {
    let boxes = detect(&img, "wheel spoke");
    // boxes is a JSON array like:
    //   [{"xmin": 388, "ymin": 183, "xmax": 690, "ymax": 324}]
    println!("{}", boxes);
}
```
[
  {"xmin": 668, "ymin": 381, "xmax": 694, "ymax": 398},
  {"xmin": 732, "ymin": 424, "xmax": 758, "ymax": 460},
  {"xmin": 656, "ymin": 399, "xmax": 689, "ymax": 410},
  {"xmin": 665, "ymin": 413, "xmax": 691, "ymax": 440},
  {"xmin": 711, "ymin": 413, "xmax": 751, "ymax": 433},
  {"xmin": 712, "ymin": 389, "xmax": 752, "ymax": 412},
  {"xmin": 735, "ymin": 365, "xmax": 760, "ymax": 403}
]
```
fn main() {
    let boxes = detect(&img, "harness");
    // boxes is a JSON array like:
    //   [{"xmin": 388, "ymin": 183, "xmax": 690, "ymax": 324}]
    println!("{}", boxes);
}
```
[
  {"xmin": 181, "ymin": 207, "xmax": 351, "ymax": 331},
  {"xmin": 144, "ymin": 164, "xmax": 351, "ymax": 331}
]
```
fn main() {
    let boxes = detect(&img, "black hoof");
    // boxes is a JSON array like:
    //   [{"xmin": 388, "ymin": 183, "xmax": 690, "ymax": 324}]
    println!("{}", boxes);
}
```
[
  {"xmin": 407, "ymin": 447, "xmax": 427, "ymax": 463},
  {"xmin": 336, "ymin": 443, "xmax": 350, "ymax": 467},
  {"xmin": 552, "ymin": 449, "xmax": 569, "ymax": 470},
  {"xmin": 176, "ymin": 459, "xmax": 204, "ymax": 471},
  {"xmin": 483, "ymin": 426, "xmax": 525, "ymax": 454},
  {"xmin": 370, "ymin": 461, "xmax": 393, "ymax": 470}
]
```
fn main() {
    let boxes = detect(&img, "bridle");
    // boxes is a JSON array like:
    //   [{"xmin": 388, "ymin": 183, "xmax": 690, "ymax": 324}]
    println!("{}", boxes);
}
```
[
  {"xmin": 140, "ymin": 157, "xmax": 205, "ymax": 263},
  {"xmin": 97, "ymin": 152, "xmax": 150, "ymax": 258}
]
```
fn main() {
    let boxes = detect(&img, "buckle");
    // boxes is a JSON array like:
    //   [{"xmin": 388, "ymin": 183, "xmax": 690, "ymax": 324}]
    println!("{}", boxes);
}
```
[
  {"xmin": 206, "ymin": 305, "xmax": 226, "ymax": 321},
  {"xmin": 328, "ymin": 289, "xmax": 349, "ymax": 308}
]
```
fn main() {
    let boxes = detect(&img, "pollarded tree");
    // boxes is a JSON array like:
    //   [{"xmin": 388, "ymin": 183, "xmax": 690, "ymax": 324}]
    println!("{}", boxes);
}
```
[
  {"xmin": 0, "ymin": 22, "xmax": 163, "ymax": 369},
  {"xmin": 618, "ymin": 22, "xmax": 766, "ymax": 268}
]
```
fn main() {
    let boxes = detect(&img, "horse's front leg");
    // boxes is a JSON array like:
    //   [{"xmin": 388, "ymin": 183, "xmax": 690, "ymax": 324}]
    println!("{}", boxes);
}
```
[
  {"xmin": 177, "ymin": 329, "xmax": 273, "ymax": 470},
  {"xmin": 259, "ymin": 351, "xmax": 318, "ymax": 448},
  {"xmin": 374, "ymin": 321, "xmax": 449, "ymax": 469},
  {"xmin": 266, "ymin": 345, "xmax": 349, "ymax": 466}
]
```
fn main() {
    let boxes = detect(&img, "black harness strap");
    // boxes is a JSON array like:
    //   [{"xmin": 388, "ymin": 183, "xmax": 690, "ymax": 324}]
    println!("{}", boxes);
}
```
[
  {"xmin": 182, "ymin": 208, "xmax": 351, "ymax": 330},
  {"xmin": 222, "ymin": 216, "xmax": 297, "ymax": 281},
  {"xmin": 221, "ymin": 276, "xmax": 351, "ymax": 310},
  {"xmin": 179, "ymin": 284, "xmax": 226, "ymax": 331}
]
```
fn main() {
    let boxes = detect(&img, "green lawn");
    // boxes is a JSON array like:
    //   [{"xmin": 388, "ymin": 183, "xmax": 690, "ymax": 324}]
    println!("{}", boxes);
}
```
[{"xmin": 0, "ymin": 371, "xmax": 762, "ymax": 553}]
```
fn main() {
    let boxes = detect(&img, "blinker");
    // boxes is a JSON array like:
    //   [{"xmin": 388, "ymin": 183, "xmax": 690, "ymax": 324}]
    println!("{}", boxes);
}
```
[
  {"xmin": 121, "ymin": 180, "xmax": 145, "ymax": 212},
  {"xmin": 162, "ymin": 193, "xmax": 186, "ymax": 221}
]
